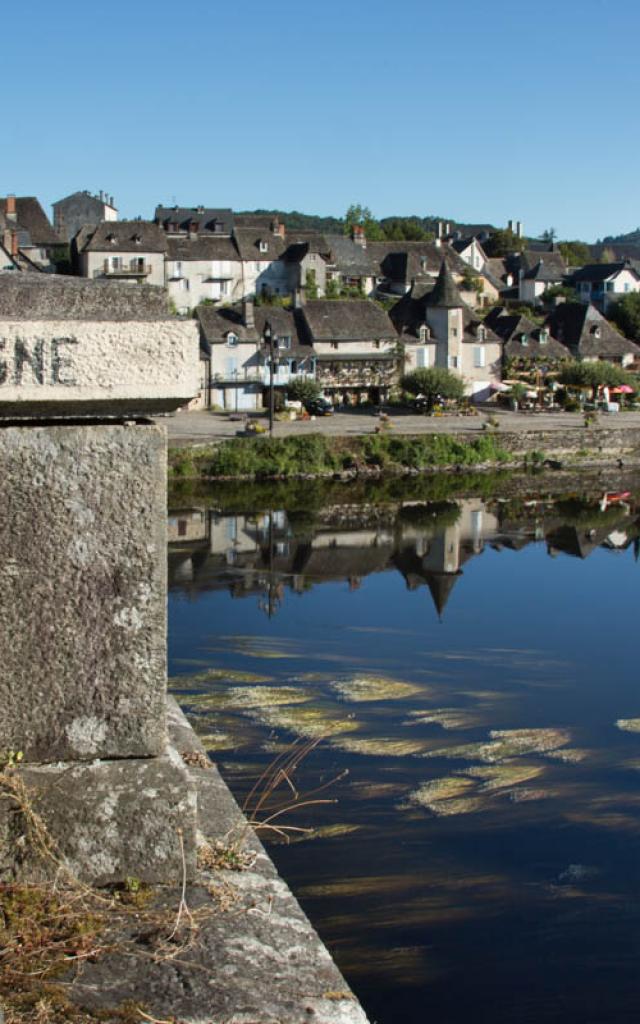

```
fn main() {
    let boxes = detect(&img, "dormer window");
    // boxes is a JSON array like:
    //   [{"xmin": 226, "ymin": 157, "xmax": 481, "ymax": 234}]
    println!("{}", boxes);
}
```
[
  {"xmin": 133, "ymin": 234, "xmax": 142, "ymax": 245},
  {"xmin": 477, "ymin": 325, "xmax": 486, "ymax": 341},
  {"xmin": 189, "ymin": 220, "xmax": 198, "ymax": 233},
  {"xmin": 419, "ymin": 324, "xmax": 430, "ymax": 342},
  {"xmin": 259, "ymin": 240, "xmax": 269, "ymax": 253},
  {"xmin": 226, "ymin": 332, "xmax": 238, "ymax": 347},
  {"xmin": 279, "ymin": 335, "xmax": 292, "ymax": 350},
  {"xmin": 107, "ymin": 233, "xmax": 117, "ymax": 244},
  {"xmin": 420, "ymin": 257, "xmax": 428, "ymax": 271},
  {"xmin": 539, "ymin": 329, "xmax": 548, "ymax": 344},
  {"xmin": 592, "ymin": 325, "xmax": 601, "ymax": 338},
  {"xmin": 520, "ymin": 333, "xmax": 529, "ymax": 346}
]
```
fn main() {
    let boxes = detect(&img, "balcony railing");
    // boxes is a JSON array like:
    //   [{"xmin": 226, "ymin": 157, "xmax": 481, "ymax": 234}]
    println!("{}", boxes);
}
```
[{"xmin": 100, "ymin": 260, "xmax": 153, "ymax": 277}]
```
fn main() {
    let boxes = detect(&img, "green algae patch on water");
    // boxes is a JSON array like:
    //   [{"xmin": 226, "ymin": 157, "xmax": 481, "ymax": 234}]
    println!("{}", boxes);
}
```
[
  {"xmin": 462, "ymin": 761, "xmax": 545, "ymax": 791},
  {"xmin": 403, "ymin": 776, "xmax": 486, "ymax": 817},
  {"xmin": 330, "ymin": 736, "xmax": 430, "ymax": 757},
  {"xmin": 195, "ymin": 730, "xmax": 239, "ymax": 752},
  {"xmin": 615, "ymin": 718, "xmax": 640, "ymax": 733},
  {"xmin": 183, "ymin": 685, "xmax": 313, "ymax": 711},
  {"xmin": 291, "ymin": 823, "xmax": 363, "ymax": 843},
  {"xmin": 424, "ymin": 727, "xmax": 572, "ymax": 763},
  {"xmin": 544, "ymin": 747, "xmax": 591, "ymax": 764},
  {"xmin": 331, "ymin": 675, "xmax": 426, "ymax": 703},
  {"xmin": 169, "ymin": 667, "xmax": 273, "ymax": 689},
  {"xmin": 248, "ymin": 704, "xmax": 360, "ymax": 739},
  {"xmin": 405, "ymin": 707, "xmax": 484, "ymax": 731}
]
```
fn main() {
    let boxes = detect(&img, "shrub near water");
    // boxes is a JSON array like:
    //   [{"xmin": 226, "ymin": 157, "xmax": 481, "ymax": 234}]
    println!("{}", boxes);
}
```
[
  {"xmin": 172, "ymin": 433, "xmax": 509, "ymax": 480},
  {"xmin": 207, "ymin": 435, "xmax": 342, "ymax": 477}
]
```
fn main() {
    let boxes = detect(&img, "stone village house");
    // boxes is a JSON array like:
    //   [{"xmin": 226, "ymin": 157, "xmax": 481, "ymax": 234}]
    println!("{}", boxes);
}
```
[
  {"xmin": 390, "ymin": 262, "xmax": 502, "ymax": 402},
  {"xmin": 196, "ymin": 300, "xmax": 315, "ymax": 411}
]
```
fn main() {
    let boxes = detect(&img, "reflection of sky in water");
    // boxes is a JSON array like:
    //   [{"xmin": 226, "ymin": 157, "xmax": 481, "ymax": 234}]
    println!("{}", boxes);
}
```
[{"xmin": 168, "ymin": 492, "xmax": 640, "ymax": 1024}]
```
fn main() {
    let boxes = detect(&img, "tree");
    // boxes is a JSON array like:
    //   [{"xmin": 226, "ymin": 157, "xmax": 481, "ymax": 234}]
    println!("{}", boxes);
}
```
[
  {"xmin": 541, "ymin": 227, "xmax": 557, "ymax": 242},
  {"xmin": 286, "ymin": 377, "xmax": 321, "ymax": 403},
  {"xmin": 559, "ymin": 240, "xmax": 590, "ymax": 267},
  {"xmin": 599, "ymin": 247, "xmax": 616, "ymax": 263},
  {"xmin": 483, "ymin": 228, "xmax": 526, "ymax": 258},
  {"xmin": 401, "ymin": 367, "xmax": 465, "ymax": 411},
  {"xmin": 608, "ymin": 292, "xmax": 640, "ymax": 342},
  {"xmin": 379, "ymin": 217, "xmax": 432, "ymax": 241},
  {"xmin": 558, "ymin": 360, "xmax": 633, "ymax": 398},
  {"xmin": 343, "ymin": 203, "xmax": 385, "ymax": 241},
  {"xmin": 305, "ymin": 269, "xmax": 319, "ymax": 300}
]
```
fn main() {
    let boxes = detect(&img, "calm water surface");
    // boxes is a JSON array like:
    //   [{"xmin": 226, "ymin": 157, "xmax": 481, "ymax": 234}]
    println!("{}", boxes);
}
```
[{"xmin": 168, "ymin": 478, "xmax": 640, "ymax": 1024}]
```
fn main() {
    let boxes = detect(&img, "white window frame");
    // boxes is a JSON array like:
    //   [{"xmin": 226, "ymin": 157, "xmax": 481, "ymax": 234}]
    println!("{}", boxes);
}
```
[
  {"xmin": 473, "ymin": 346, "xmax": 486, "ymax": 368},
  {"xmin": 226, "ymin": 332, "xmax": 239, "ymax": 347}
]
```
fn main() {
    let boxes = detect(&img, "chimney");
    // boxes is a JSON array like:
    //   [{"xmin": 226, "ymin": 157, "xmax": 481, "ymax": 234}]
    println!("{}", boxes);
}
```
[
  {"xmin": 110, "ymin": 195, "xmax": 115, "ymax": 208},
  {"xmin": 352, "ymin": 224, "xmax": 366, "ymax": 248},
  {"xmin": 507, "ymin": 219, "xmax": 514, "ymax": 233},
  {"xmin": 243, "ymin": 298, "xmax": 255, "ymax": 329},
  {"xmin": 444, "ymin": 222, "xmax": 451, "ymax": 236},
  {"xmin": 10, "ymin": 229, "xmax": 19, "ymax": 258},
  {"xmin": 437, "ymin": 221, "xmax": 444, "ymax": 239},
  {"xmin": 272, "ymin": 217, "xmax": 285, "ymax": 239},
  {"xmin": 6, "ymin": 195, "xmax": 17, "ymax": 221},
  {"xmin": 516, "ymin": 221, "xmax": 523, "ymax": 238},
  {"xmin": 434, "ymin": 236, "xmax": 442, "ymax": 249}
]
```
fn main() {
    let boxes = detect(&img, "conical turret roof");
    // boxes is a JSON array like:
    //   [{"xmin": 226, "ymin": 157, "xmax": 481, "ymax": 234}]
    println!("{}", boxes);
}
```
[{"xmin": 426, "ymin": 260, "xmax": 463, "ymax": 309}]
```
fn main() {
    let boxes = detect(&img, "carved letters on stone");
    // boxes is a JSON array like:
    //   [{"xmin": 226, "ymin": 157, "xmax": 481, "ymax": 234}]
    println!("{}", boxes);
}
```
[{"xmin": 0, "ymin": 336, "xmax": 78, "ymax": 387}]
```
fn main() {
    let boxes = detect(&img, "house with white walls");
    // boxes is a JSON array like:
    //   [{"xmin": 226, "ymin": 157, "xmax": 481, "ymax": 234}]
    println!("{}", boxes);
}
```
[{"xmin": 390, "ymin": 261, "xmax": 502, "ymax": 401}]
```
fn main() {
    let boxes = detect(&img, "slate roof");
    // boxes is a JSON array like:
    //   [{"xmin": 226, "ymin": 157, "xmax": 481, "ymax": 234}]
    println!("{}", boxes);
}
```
[
  {"xmin": 325, "ymin": 234, "xmax": 377, "ymax": 277},
  {"xmin": 0, "ymin": 197, "xmax": 61, "ymax": 246},
  {"xmin": 300, "ymin": 299, "xmax": 397, "ymax": 342},
  {"xmin": 389, "ymin": 279, "xmax": 500, "ymax": 346},
  {"xmin": 569, "ymin": 262, "xmax": 639, "ymax": 284},
  {"xmin": 281, "ymin": 232, "xmax": 331, "ymax": 263},
  {"xmin": 426, "ymin": 261, "xmax": 463, "ymax": 308},
  {"xmin": 521, "ymin": 250, "xmax": 566, "ymax": 282},
  {"xmin": 166, "ymin": 236, "xmax": 239, "ymax": 262},
  {"xmin": 197, "ymin": 303, "xmax": 311, "ymax": 357},
  {"xmin": 0, "ymin": 274, "xmax": 171, "ymax": 320},
  {"xmin": 449, "ymin": 237, "xmax": 487, "ymax": 261},
  {"xmin": 545, "ymin": 302, "xmax": 640, "ymax": 359},
  {"xmin": 484, "ymin": 257, "xmax": 508, "ymax": 280},
  {"xmin": 81, "ymin": 221, "xmax": 168, "ymax": 253},
  {"xmin": 155, "ymin": 207, "xmax": 234, "ymax": 235},
  {"xmin": 370, "ymin": 241, "xmax": 468, "ymax": 285},
  {"xmin": 233, "ymin": 227, "xmax": 286, "ymax": 262},
  {"xmin": 484, "ymin": 307, "xmax": 570, "ymax": 360}
]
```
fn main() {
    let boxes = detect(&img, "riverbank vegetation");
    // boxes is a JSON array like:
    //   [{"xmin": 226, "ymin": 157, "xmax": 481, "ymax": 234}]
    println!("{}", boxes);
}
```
[{"xmin": 169, "ymin": 433, "xmax": 509, "ymax": 482}]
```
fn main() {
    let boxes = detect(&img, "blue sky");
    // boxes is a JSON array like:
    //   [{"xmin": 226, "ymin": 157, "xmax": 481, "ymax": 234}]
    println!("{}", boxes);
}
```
[{"xmin": 6, "ymin": 0, "xmax": 639, "ymax": 241}]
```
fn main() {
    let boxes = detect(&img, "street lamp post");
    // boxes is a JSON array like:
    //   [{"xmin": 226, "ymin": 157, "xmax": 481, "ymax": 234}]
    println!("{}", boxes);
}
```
[{"xmin": 262, "ymin": 321, "xmax": 279, "ymax": 436}]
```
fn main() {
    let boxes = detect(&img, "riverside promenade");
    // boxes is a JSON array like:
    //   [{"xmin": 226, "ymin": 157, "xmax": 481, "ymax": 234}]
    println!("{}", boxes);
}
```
[{"xmin": 167, "ymin": 406, "xmax": 640, "ymax": 446}]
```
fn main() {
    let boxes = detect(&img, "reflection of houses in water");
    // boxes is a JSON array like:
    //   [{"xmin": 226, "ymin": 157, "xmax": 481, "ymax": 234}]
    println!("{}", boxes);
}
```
[
  {"xmin": 168, "ymin": 496, "xmax": 640, "ymax": 617},
  {"xmin": 394, "ymin": 500, "xmax": 499, "ymax": 616}
]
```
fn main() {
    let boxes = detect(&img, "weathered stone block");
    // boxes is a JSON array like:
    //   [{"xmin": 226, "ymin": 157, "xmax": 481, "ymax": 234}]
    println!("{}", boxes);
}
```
[
  {"xmin": 0, "ymin": 273, "xmax": 199, "ymax": 418},
  {"xmin": 0, "ymin": 747, "xmax": 197, "ymax": 885},
  {"xmin": 0, "ymin": 422, "xmax": 168, "ymax": 762}
]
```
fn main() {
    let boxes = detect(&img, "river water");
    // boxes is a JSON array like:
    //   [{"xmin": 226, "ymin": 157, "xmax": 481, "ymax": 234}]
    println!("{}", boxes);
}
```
[{"xmin": 168, "ymin": 475, "xmax": 640, "ymax": 1024}]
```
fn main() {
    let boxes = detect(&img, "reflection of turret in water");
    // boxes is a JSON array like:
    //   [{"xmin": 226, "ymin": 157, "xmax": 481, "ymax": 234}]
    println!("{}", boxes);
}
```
[{"xmin": 393, "ymin": 500, "xmax": 500, "ymax": 619}]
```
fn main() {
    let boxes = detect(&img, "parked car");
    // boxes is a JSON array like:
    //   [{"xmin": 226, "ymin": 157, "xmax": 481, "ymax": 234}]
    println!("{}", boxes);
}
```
[{"xmin": 304, "ymin": 398, "xmax": 334, "ymax": 416}]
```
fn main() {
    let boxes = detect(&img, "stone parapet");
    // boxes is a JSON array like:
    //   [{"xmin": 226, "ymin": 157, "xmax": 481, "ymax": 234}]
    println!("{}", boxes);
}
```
[
  {"xmin": 0, "ymin": 422, "xmax": 168, "ymax": 762},
  {"xmin": 0, "ymin": 317, "xmax": 199, "ymax": 417}
]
